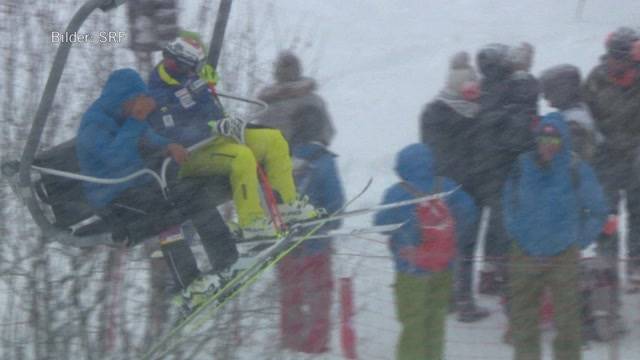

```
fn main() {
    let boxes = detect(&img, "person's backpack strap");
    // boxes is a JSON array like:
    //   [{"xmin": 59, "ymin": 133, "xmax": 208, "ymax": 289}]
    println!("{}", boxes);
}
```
[
  {"xmin": 434, "ymin": 176, "xmax": 443, "ymax": 194},
  {"xmin": 399, "ymin": 177, "xmax": 443, "ymax": 198}
]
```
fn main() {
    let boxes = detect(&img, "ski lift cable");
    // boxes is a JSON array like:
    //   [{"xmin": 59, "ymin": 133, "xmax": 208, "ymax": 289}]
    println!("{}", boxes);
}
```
[{"xmin": 216, "ymin": 91, "xmax": 269, "ymax": 117}]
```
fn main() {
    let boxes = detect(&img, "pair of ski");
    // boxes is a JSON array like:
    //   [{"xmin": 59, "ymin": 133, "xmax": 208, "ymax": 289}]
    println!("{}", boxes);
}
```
[{"xmin": 141, "ymin": 179, "xmax": 456, "ymax": 359}]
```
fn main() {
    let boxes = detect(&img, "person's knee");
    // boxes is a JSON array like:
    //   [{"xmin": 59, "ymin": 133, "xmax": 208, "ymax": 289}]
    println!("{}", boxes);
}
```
[
  {"xmin": 230, "ymin": 146, "xmax": 257, "ymax": 174},
  {"xmin": 264, "ymin": 129, "xmax": 290, "ymax": 154}
]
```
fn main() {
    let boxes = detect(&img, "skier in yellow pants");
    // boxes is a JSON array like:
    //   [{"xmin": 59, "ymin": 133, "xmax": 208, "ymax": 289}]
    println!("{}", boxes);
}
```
[
  {"xmin": 148, "ymin": 31, "xmax": 318, "ymax": 239},
  {"xmin": 179, "ymin": 129, "xmax": 303, "ymax": 235}
]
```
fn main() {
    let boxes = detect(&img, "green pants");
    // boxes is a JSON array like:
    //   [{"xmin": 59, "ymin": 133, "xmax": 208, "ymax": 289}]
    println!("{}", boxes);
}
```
[
  {"xmin": 509, "ymin": 244, "xmax": 581, "ymax": 360},
  {"xmin": 179, "ymin": 128, "xmax": 296, "ymax": 226},
  {"xmin": 393, "ymin": 270, "xmax": 452, "ymax": 360}
]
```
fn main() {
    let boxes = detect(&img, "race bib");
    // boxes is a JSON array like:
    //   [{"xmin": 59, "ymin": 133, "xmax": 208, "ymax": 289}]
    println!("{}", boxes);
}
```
[
  {"xmin": 162, "ymin": 114, "xmax": 175, "ymax": 128},
  {"xmin": 175, "ymin": 88, "xmax": 195, "ymax": 109}
]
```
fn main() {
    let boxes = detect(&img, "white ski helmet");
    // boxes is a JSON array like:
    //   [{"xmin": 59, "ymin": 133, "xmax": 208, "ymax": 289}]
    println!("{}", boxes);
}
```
[{"xmin": 163, "ymin": 36, "xmax": 206, "ymax": 71}]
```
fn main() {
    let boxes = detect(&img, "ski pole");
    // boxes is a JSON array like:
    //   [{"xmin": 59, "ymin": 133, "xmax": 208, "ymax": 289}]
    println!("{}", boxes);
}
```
[{"xmin": 258, "ymin": 165, "xmax": 286, "ymax": 232}]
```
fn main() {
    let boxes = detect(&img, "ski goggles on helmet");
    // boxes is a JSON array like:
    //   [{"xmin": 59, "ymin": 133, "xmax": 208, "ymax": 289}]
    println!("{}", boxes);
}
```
[{"xmin": 163, "ymin": 37, "xmax": 206, "ymax": 72}]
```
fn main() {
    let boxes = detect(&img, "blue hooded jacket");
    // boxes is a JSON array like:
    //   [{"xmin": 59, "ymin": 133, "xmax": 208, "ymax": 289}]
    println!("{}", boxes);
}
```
[
  {"xmin": 291, "ymin": 142, "xmax": 345, "ymax": 256},
  {"xmin": 76, "ymin": 68, "xmax": 170, "ymax": 208},
  {"xmin": 147, "ymin": 64, "xmax": 226, "ymax": 147},
  {"xmin": 374, "ymin": 143, "xmax": 478, "ymax": 275},
  {"xmin": 502, "ymin": 112, "xmax": 608, "ymax": 256}
]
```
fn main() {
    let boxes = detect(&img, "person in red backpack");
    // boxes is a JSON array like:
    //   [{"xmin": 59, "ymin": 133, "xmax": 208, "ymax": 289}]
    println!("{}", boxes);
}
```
[
  {"xmin": 374, "ymin": 143, "xmax": 479, "ymax": 360},
  {"xmin": 420, "ymin": 51, "xmax": 489, "ymax": 322}
]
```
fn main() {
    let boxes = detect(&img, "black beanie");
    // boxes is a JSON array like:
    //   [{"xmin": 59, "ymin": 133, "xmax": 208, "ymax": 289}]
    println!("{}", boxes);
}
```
[{"xmin": 476, "ymin": 43, "xmax": 511, "ymax": 80}]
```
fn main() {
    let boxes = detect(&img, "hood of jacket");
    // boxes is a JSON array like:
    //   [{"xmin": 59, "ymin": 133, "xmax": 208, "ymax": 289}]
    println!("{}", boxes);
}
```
[
  {"xmin": 394, "ymin": 143, "xmax": 435, "ymax": 185},
  {"xmin": 534, "ymin": 111, "xmax": 573, "ymax": 168},
  {"xmin": 95, "ymin": 68, "xmax": 148, "ymax": 117}
]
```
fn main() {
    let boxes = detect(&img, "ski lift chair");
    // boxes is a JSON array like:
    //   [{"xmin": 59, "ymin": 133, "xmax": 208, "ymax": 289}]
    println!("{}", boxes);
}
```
[
  {"xmin": 2, "ymin": 137, "xmax": 231, "ymax": 248},
  {"xmin": 1, "ymin": 0, "xmax": 265, "ymax": 248}
]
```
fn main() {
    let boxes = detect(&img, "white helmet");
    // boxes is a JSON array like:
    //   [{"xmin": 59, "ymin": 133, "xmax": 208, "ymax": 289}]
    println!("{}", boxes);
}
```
[{"xmin": 163, "ymin": 36, "xmax": 205, "ymax": 70}]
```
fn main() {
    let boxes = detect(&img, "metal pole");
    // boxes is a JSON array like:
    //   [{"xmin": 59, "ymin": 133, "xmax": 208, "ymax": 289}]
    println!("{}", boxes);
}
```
[
  {"xmin": 17, "ymin": 0, "xmax": 122, "ymax": 241},
  {"xmin": 207, "ymin": 0, "xmax": 233, "ymax": 69}
]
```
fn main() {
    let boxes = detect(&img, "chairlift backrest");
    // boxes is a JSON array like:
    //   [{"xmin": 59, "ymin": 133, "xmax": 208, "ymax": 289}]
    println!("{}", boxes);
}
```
[{"xmin": 33, "ymin": 140, "xmax": 96, "ymax": 229}]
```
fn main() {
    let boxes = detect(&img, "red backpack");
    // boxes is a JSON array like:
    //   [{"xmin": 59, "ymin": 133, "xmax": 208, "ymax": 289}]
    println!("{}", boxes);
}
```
[{"xmin": 399, "ymin": 179, "xmax": 457, "ymax": 271}]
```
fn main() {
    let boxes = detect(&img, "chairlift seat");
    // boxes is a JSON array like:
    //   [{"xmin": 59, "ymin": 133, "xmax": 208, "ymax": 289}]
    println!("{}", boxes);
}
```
[
  {"xmin": 31, "ymin": 139, "xmax": 231, "ymax": 245},
  {"xmin": 33, "ymin": 139, "xmax": 98, "ymax": 230}
]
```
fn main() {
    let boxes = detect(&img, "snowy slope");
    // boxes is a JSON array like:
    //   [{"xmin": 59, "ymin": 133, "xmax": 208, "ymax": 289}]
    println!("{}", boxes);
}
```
[{"xmin": 232, "ymin": 1, "xmax": 640, "ymax": 359}]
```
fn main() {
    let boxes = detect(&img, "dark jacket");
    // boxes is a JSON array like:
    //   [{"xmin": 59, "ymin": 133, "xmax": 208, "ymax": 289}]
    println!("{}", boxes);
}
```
[
  {"xmin": 256, "ymin": 78, "xmax": 335, "ymax": 146},
  {"xmin": 147, "ymin": 64, "xmax": 225, "ymax": 147},
  {"xmin": 291, "ymin": 142, "xmax": 345, "ymax": 256},
  {"xmin": 469, "ymin": 73, "xmax": 538, "ymax": 201},
  {"xmin": 76, "ymin": 68, "xmax": 170, "ymax": 208},
  {"xmin": 420, "ymin": 99, "xmax": 477, "ymax": 187},
  {"xmin": 374, "ymin": 143, "xmax": 478, "ymax": 275},
  {"xmin": 583, "ymin": 62, "xmax": 640, "ymax": 152},
  {"xmin": 503, "ymin": 112, "xmax": 608, "ymax": 256}
]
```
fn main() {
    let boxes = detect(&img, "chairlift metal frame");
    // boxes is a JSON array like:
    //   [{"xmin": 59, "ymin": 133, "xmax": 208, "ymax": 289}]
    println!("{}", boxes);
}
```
[{"xmin": 1, "ymin": 0, "xmax": 265, "ymax": 248}]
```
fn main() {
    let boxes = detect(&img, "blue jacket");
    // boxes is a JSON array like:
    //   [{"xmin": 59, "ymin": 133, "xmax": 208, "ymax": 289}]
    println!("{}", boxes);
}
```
[
  {"xmin": 374, "ymin": 143, "xmax": 478, "ymax": 275},
  {"xmin": 147, "ymin": 64, "xmax": 225, "ymax": 147},
  {"xmin": 292, "ymin": 142, "xmax": 345, "ymax": 256},
  {"xmin": 76, "ymin": 68, "xmax": 170, "ymax": 208},
  {"xmin": 502, "ymin": 112, "xmax": 608, "ymax": 257}
]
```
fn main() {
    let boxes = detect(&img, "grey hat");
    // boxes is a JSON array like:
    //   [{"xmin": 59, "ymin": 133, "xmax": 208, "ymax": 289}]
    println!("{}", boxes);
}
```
[
  {"xmin": 507, "ymin": 42, "xmax": 535, "ymax": 71},
  {"xmin": 274, "ymin": 51, "xmax": 302, "ymax": 83},
  {"xmin": 445, "ymin": 51, "xmax": 478, "ymax": 94}
]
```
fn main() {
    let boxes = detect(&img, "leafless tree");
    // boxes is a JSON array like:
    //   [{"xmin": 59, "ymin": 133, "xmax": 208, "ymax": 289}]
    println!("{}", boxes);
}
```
[{"xmin": 0, "ymin": 1, "xmax": 319, "ymax": 358}]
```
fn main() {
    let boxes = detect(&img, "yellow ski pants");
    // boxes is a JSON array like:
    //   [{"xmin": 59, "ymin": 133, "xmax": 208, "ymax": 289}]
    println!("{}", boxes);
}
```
[{"xmin": 179, "ymin": 128, "xmax": 296, "ymax": 226}]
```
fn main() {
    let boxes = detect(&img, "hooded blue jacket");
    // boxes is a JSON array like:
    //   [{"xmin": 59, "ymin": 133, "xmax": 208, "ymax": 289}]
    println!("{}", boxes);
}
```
[
  {"xmin": 76, "ymin": 68, "xmax": 170, "ymax": 208},
  {"xmin": 147, "ymin": 64, "xmax": 225, "ymax": 147},
  {"xmin": 374, "ymin": 143, "xmax": 478, "ymax": 275},
  {"xmin": 291, "ymin": 142, "xmax": 345, "ymax": 256},
  {"xmin": 502, "ymin": 112, "xmax": 608, "ymax": 256}
]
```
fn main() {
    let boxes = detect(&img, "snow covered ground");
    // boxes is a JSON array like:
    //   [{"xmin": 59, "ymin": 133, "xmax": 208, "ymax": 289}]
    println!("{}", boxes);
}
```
[
  {"xmin": 3, "ymin": 0, "xmax": 637, "ymax": 358},
  {"xmin": 229, "ymin": 1, "xmax": 640, "ymax": 359}
]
